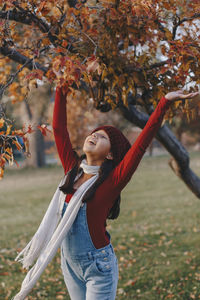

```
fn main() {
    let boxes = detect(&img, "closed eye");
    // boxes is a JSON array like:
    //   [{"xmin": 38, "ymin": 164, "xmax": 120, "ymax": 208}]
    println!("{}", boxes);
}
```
[{"xmin": 91, "ymin": 133, "xmax": 107, "ymax": 139}]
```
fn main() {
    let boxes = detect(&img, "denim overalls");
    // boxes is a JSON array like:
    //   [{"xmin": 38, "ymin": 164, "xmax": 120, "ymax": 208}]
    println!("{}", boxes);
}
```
[{"xmin": 61, "ymin": 202, "xmax": 118, "ymax": 300}]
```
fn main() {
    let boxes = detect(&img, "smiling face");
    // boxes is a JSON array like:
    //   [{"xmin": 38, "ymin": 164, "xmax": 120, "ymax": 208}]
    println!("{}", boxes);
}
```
[{"xmin": 83, "ymin": 130, "xmax": 113, "ymax": 165}]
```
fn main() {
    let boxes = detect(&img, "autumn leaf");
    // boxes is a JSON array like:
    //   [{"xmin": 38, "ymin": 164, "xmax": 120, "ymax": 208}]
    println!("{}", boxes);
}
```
[
  {"xmin": 6, "ymin": 125, "xmax": 12, "ymax": 135},
  {"xmin": 62, "ymin": 40, "xmax": 68, "ymax": 48},
  {"xmin": 4, "ymin": 153, "xmax": 11, "ymax": 161},
  {"xmin": 5, "ymin": 147, "xmax": 13, "ymax": 156},
  {"xmin": 11, "ymin": 129, "xmax": 24, "ymax": 136},
  {"xmin": 25, "ymin": 70, "xmax": 44, "ymax": 81},
  {"xmin": 124, "ymin": 279, "xmax": 136, "ymax": 287},
  {"xmin": 37, "ymin": 124, "xmax": 51, "ymax": 136},
  {"xmin": 86, "ymin": 56, "xmax": 101, "ymax": 74},
  {"xmin": 0, "ymin": 0, "xmax": 200, "ymax": 179},
  {"xmin": 0, "ymin": 167, "xmax": 4, "ymax": 179},
  {"xmin": 26, "ymin": 125, "xmax": 35, "ymax": 134},
  {"xmin": 14, "ymin": 159, "xmax": 20, "ymax": 167},
  {"xmin": 12, "ymin": 139, "xmax": 22, "ymax": 151},
  {"xmin": 23, "ymin": 137, "xmax": 30, "ymax": 157},
  {"xmin": 0, "ymin": 118, "xmax": 4, "ymax": 128}
]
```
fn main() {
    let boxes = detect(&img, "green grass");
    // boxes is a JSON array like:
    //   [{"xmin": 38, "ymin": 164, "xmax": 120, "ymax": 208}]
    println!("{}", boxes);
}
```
[{"xmin": 1, "ymin": 154, "xmax": 200, "ymax": 299}]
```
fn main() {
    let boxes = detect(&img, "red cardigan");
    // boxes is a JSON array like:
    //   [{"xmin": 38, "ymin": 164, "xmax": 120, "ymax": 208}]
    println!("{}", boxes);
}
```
[{"xmin": 53, "ymin": 87, "xmax": 171, "ymax": 249}]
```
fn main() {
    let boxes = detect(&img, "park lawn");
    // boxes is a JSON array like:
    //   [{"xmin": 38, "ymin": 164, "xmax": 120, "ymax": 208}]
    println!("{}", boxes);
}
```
[{"xmin": 0, "ymin": 153, "xmax": 200, "ymax": 300}]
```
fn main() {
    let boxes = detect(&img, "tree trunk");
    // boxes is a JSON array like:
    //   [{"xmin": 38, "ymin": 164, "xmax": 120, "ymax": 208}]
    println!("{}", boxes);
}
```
[
  {"xmin": 21, "ymin": 101, "xmax": 46, "ymax": 168},
  {"xmin": 35, "ymin": 122, "xmax": 46, "ymax": 167},
  {"xmin": 119, "ymin": 103, "xmax": 200, "ymax": 199}
]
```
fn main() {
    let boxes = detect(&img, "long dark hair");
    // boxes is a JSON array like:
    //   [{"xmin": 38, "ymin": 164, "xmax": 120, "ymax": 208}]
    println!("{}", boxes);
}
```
[{"xmin": 59, "ymin": 154, "xmax": 121, "ymax": 220}]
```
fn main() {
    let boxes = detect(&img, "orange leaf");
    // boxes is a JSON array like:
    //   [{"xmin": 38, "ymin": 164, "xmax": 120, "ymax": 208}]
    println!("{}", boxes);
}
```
[
  {"xmin": 0, "ymin": 155, "xmax": 6, "ymax": 166},
  {"xmin": 12, "ymin": 140, "xmax": 22, "ymax": 151},
  {"xmin": 62, "ymin": 40, "xmax": 68, "ymax": 47},
  {"xmin": 6, "ymin": 125, "xmax": 12, "ymax": 135},
  {"xmin": 4, "ymin": 153, "xmax": 11, "ymax": 161},
  {"xmin": 5, "ymin": 147, "xmax": 13, "ymax": 155},
  {"xmin": 12, "ymin": 129, "xmax": 24, "ymax": 136},
  {"xmin": 0, "ymin": 118, "xmax": 4, "ymax": 128},
  {"xmin": 0, "ymin": 167, "xmax": 4, "ymax": 179}
]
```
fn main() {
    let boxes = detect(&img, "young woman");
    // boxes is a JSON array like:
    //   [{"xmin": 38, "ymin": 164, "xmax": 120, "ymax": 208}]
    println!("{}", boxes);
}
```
[{"xmin": 53, "ymin": 87, "xmax": 199, "ymax": 300}]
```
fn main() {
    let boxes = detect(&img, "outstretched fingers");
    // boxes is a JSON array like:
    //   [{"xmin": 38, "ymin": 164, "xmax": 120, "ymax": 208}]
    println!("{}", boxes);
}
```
[
  {"xmin": 165, "ymin": 90, "xmax": 200, "ymax": 101},
  {"xmin": 179, "ymin": 92, "xmax": 199, "ymax": 100}
]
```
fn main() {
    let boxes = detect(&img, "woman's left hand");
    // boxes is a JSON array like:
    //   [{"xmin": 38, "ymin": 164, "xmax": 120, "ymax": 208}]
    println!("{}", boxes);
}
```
[{"xmin": 165, "ymin": 90, "xmax": 199, "ymax": 102}]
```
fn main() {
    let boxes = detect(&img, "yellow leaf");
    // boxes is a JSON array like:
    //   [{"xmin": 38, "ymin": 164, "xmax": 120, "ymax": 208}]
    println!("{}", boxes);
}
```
[
  {"xmin": 9, "ymin": 82, "xmax": 19, "ymax": 92},
  {"xmin": 4, "ymin": 153, "xmax": 11, "ymax": 161},
  {"xmin": 193, "ymin": 227, "xmax": 198, "ymax": 233},
  {"xmin": 0, "ymin": 118, "xmax": 4, "ymax": 128},
  {"xmin": 101, "ymin": 68, "xmax": 107, "ymax": 80},
  {"xmin": 5, "ymin": 147, "xmax": 12, "ymax": 155},
  {"xmin": 186, "ymin": 111, "xmax": 190, "ymax": 122},
  {"xmin": 165, "ymin": 28, "xmax": 172, "ymax": 40},
  {"xmin": 174, "ymin": 100, "xmax": 182, "ymax": 109},
  {"xmin": 6, "ymin": 125, "xmax": 12, "ymax": 135}
]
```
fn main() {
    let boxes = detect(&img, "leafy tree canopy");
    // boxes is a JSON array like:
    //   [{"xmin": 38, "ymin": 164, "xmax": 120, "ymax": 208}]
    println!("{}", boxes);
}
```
[{"xmin": 0, "ymin": 0, "xmax": 200, "ymax": 177}]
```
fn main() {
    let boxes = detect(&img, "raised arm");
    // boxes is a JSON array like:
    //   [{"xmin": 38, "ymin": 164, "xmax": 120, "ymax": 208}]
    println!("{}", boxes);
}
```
[
  {"xmin": 111, "ymin": 90, "xmax": 199, "ymax": 190},
  {"xmin": 53, "ymin": 87, "xmax": 78, "ymax": 173},
  {"xmin": 109, "ymin": 96, "xmax": 170, "ymax": 190}
]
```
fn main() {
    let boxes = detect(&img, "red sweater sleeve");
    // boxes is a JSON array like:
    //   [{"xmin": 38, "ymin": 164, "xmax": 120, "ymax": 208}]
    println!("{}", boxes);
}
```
[
  {"xmin": 111, "ymin": 96, "xmax": 171, "ymax": 190},
  {"xmin": 53, "ymin": 87, "xmax": 78, "ymax": 173}
]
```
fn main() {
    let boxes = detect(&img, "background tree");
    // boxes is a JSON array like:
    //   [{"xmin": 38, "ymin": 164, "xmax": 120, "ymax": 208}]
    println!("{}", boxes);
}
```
[
  {"xmin": 64, "ymin": 89, "xmax": 132, "ymax": 154},
  {"xmin": 0, "ymin": 0, "xmax": 200, "ymax": 197},
  {"xmin": 20, "ymin": 84, "xmax": 51, "ymax": 167}
]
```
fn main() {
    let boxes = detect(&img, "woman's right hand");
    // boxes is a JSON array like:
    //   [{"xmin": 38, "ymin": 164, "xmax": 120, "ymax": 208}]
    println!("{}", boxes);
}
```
[{"xmin": 165, "ymin": 90, "xmax": 199, "ymax": 102}]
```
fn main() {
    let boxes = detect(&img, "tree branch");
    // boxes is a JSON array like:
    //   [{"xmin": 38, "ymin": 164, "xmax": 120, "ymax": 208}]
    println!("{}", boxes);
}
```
[
  {"xmin": 0, "ymin": 46, "xmax": 47, "ymax": 72},
  {"xmin": 122, "ymin": 59, "xmax": 169, "ymax": 74},
  {"xmin": 172, "ymin": 13, "xmax": 200, "ymax": 40},
  {"xmin": 0, "ymin": 7, "xmax": 62, "ymax": 46},
  {"xmin": 0, "ymin": 45, "xmax": 48, "ymax": 99}
]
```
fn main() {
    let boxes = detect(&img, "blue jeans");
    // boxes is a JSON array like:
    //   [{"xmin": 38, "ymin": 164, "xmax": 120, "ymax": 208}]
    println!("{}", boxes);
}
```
[{"xmin": 61, "ymin": 202, "xmax": 118, "ymax": 300}]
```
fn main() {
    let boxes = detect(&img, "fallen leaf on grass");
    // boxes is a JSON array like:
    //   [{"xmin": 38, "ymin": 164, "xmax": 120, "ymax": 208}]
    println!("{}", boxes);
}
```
[
  {"xmin": 129, "ymin": 237, "xmax": 135, "ymax": 242},
  {"xmin": 124, "ymin": 279, "xmax": 136, "ymax": 287},
  {"xmin": 0, "ymin": 272, "xmax": 10, "ymax": 276},
  {"xmin": 56, "ymin": 296, "xmax": 64, "ymax": 299},
  {"xmin": 117, "ymin": 288, "xmax": 125, "ymax": 295},
  {"xmin": 132, "ymin": 211, "xmax": 137, "ymax": 217},
  {"xmin": 165, "ymin": 294, "xmax": 174, "ymax": 299},
  {"xmin": 118, "ymin": 244, "xmax": 127, "ymax": 250}
]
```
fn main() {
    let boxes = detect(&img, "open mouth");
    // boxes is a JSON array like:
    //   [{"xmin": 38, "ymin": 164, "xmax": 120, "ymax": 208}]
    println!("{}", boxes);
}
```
[{"xmin": 88, "ymin": 140, "xmax": 96, "ymax": 145}]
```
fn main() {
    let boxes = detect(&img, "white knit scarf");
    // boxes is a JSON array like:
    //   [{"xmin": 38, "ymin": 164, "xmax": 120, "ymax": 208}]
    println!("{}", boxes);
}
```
[{"xmin": 12, "ymin": 159, "xmax": 100, "ymax": 300}]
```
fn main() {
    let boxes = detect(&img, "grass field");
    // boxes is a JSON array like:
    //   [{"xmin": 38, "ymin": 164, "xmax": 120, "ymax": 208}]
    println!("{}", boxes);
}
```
[{"xmin": 0, "ymin": 153, "xmax": 200, "ymax": 299}]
